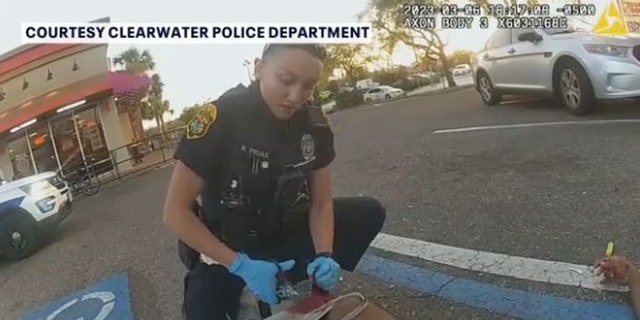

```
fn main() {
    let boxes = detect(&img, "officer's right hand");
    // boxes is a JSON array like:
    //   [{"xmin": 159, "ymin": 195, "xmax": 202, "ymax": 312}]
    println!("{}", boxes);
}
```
[{"xmin": 228, "ymin": 253, "xmax": 295, "ymax": 305}]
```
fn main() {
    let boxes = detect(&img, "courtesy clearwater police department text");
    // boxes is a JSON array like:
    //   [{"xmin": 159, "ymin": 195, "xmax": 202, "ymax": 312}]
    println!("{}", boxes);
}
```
[{"xmin": 24, "ymin": 25, "xmax": 371, "ymax": 39}]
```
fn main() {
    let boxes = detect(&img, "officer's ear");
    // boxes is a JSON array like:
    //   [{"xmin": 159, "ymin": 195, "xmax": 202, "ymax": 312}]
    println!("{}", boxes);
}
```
[{"xmin": 254, "ymin": 58, "xmax": 264, "ymax": 81}]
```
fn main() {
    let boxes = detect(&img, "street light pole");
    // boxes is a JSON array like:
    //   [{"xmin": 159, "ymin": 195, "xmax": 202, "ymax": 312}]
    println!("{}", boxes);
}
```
[{"xmin": 243, "ymin": 60, "xmax": 252, "ymax": 83}]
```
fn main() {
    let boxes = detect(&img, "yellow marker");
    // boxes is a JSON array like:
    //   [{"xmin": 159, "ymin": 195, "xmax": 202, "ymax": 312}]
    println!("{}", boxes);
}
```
[
  {"xmin": 592, "ymin": 0, "xmax": 629, "ymax": 36},
  {"xmin": 606, "ymin": 242, "xmax": 615, "ymax": 257}
]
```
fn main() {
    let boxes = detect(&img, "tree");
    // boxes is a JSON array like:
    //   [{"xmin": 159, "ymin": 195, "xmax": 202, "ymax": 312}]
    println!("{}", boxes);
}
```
[
  {"xmin": 449, "ymin": 50, "xmax": 474, "ymax": 66},
  {"xmin": 142, "ymin": 74, "xmax": 173, "ymax": 132},
  {"xmin": 112, "ymin": 47, "xmax": 156, "ymax": 75},
  {"xmin": 179, "ymin": 104, "xmax": 204, "ymax": 124},
  {"xmin": 360, "ymin": 0, "xmax": 457, "ymax": 87},
  {"xmin": 112, "ymin": 47, "xmax": 174, "ymax": 133},
  {"xmin": 371, "ymin": 66, "xmax": 410, "ymax": 86},
  {"xmin": 324, "ymin": 44, "xmax": 379, "ymax": 85}
]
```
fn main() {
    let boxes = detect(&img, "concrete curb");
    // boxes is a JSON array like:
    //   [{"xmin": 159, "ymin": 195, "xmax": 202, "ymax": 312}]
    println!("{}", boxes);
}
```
[{"xmin": 405, "ymin": 84, "xmax": 474, "ymax": 98}]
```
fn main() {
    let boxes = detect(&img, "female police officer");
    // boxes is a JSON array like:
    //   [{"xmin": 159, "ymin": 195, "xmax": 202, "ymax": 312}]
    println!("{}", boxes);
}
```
[{"xmin": 163, "ymin": 43, "xmax": 386, "ymax": 320}]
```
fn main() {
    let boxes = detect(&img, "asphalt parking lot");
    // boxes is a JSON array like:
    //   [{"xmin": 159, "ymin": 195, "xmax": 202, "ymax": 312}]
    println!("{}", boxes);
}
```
[{"xmin": 1, "ymin": 86, "xmax": 639, "ymax": 320}]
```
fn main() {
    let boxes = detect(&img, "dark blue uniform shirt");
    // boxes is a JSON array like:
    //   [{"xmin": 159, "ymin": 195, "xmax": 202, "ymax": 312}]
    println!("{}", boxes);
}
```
[{"xmin": 173, "ymin": 82, "xmax": 335, "ymax": 231}]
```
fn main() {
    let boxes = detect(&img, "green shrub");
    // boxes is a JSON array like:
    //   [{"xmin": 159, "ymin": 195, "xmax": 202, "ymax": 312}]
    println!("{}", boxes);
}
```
[
  {"xmin": 335, "ymin": 91, "xmax": 363, "ymax": 109},
  {"xmin": 316, "ymin": 94, "xmax": 334, "ymax": 106}
]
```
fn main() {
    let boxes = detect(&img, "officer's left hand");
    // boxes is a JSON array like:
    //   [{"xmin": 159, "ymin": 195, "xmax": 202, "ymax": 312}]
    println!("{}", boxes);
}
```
[{"xmin": 307, "ymin": 256, "xmax": 341, "ymax": 291}]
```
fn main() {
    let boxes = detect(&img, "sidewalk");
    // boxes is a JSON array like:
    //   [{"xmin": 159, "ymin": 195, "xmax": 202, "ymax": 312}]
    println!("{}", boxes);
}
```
[{"xmin": 407, "ymin": 75, "xmax": 474, "ymax": 97}]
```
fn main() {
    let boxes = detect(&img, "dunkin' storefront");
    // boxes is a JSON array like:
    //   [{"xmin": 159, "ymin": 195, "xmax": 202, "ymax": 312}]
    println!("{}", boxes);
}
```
[{"xmin": 0, "ymin": 43, "xmax": 150, "ymax": 182}]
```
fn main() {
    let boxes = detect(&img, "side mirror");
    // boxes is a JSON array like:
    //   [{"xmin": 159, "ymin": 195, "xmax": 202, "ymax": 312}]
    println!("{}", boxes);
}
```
[{"xmin": 518, "ymin": 32, "xmax": 542, "ymax": 43}]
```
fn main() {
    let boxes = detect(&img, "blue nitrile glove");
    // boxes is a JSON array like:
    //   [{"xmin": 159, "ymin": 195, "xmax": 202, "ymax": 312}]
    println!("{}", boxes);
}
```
[
  {"xmin": 229, "ymin": 253, "xmax": 295, "ymax": 306},
  {"xmin": 307, "ymin": 256, "xmax": 341, "ymax": 291}
]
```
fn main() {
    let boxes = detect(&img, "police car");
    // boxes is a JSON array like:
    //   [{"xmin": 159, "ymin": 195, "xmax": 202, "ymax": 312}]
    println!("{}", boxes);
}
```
[{"xmin": 0, "ymin": 171, "xmax": 72, "ymax": 260}]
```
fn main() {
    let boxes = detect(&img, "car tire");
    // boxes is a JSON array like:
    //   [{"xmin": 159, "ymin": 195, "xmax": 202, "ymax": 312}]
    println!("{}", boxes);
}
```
[
  {"xmin": 554, "ymin": 59, "xmax": 596, "ymax": 115},
  {"xmin": 0, "ymin": 213, "xmax": 41, "ymax": 261},
  {"xmin": 477, "ymin": 72, "xmax": 502, "ymax": 106},
  {"xmin": 385, "ymin": 94, "xmax": 391, "ymax": 99}
]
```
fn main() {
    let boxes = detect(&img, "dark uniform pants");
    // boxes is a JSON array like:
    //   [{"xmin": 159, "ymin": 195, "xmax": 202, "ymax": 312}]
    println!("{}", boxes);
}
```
[{"xmin": 182, "ymin": 196, "xmax": 386, "ymax": 320}]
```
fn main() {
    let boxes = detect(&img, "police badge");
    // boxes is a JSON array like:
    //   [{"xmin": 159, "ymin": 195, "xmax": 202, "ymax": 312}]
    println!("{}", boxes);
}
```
[
  {"xmin": 301, "ymin": 134, "xmax": 315, "ymax": 160},
  {"xmin": 186, "ymin": 104, "xmax": 218, "ymax": 140}
]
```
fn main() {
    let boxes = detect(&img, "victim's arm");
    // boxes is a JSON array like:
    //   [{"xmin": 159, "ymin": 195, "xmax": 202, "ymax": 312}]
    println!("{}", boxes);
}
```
[{"xmin": 162, "ymin": 161, "xmax": 238, "ymax": 267}]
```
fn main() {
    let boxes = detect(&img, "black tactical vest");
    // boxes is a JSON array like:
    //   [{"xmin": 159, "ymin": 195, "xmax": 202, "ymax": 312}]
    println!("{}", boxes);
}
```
[{"xmin": 201, "ymin": 98, "xmax": 327, "ymax": 257}]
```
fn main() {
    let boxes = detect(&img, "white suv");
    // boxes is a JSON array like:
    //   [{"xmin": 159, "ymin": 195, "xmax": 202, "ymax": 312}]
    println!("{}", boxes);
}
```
[
  {"xmin": 472, "ymin": 26, "xmax": 640, "ymax": 115},
  {"xmin": 0, "ymin": 172, "xmax": 72, "ymax": 260}
]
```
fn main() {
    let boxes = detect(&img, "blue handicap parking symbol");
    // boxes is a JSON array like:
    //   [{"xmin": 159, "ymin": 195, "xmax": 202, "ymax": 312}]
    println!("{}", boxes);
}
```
[{"xmin": 21, "ymin": 273, "xmax": 133, "ymax": 320}]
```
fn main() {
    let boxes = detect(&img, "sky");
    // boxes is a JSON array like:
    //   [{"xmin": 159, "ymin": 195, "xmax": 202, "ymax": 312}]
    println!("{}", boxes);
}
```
[{"xmin": 0, "ymin": 0, "xmax": 613, "ymax": 127}]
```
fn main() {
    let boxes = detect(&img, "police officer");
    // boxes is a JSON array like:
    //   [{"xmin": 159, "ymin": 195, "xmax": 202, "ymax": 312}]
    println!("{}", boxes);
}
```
[{"xmin": 163, "ymin": 43, "xmax": 386, "ymax": 320}]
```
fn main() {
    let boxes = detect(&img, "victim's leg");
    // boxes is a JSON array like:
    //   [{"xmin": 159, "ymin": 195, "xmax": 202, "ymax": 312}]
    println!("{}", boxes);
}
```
[
  {"xmin": 182, "ymin": 262, "xmax": 245, "ymax": 320},
  {"xmin": 280, "ymin": 196, "xmax": 386, "ymax": 282}
]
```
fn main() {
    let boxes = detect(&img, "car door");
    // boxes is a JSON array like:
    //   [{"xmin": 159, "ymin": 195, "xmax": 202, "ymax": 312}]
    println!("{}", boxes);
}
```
[
  {"xmin": 379, "ymin": 87, "xmax": 390, "ymax": 98},
  {"xmin": 365, "ymin": 88, "xmax": 378, "ymax": 101},
  {"xmin": 478, "ymin": 29, "xmax": 511, "ymax": 88},
  {"xmin": 503, "ymin": 29, "xmax": 551, "ymax": 90},
  {"xmin": 374, "ymin": 88, "xmax": 385, "ymax": 100},
  {"xmin": 479, "ymin": 29, "xmax": 512, "ymax": 88}
]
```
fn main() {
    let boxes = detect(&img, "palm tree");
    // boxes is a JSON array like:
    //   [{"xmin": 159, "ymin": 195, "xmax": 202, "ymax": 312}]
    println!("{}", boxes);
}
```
[
  {"xmin": 112, "ymin": 48, "xmax": 155, "ymax": 75},
  {"xmin": 142, "ymin": 74, "xmax": 172, "ymax": 132},
  {"xmin": 112, "ymin": 47, "xmax": 172, "ymax": 134}
]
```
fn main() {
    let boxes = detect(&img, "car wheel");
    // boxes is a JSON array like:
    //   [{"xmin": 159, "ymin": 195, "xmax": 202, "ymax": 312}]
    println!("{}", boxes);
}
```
[
  {"xmin": 555, "ymin": 59, "xmax": 596, "ymax": 115},
  {"xmin": 0, "ymin": 214, "xmax": 40, "ymax": 261},
  {"xmin": 385, "ymin": 94, "xmax": 391, "ymax": 99},
  {"xmin": 477, "ymin": 72, "xmax": 501, "ymax": 106}
]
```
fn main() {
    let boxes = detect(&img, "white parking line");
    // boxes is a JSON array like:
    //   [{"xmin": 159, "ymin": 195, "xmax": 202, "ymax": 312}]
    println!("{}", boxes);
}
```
[
  {"xmin": 371, "ymin": 233, "xmax": 629, "ymax": 292},
  {"xmin": 499, "ymin": 99, "xmax": 540, "ymax": 105},
  {"xmin": 433, "ymin": 119, "xmax": 640, "ymax": 134}
]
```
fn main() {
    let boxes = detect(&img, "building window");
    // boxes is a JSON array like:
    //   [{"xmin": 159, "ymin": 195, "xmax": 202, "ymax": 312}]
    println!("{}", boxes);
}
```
[
  {"xmin": 75, "ymin": 107, "xmax": 108, "ymax": 164},
  {"xmin": 22, "ymin": 77, "xmax": 29, "ymax": 90},
  {"xmin": 47, "ymin": 68, "xmax": 53, "ymax": 81},
  {"xmin": 27, "ymin": 125, "xmax": 57, "ymax": 173},
  {"xmin": 7, "ymin": 134, "xmax": 34, "ymax": 179},
  {"xmin": 50, "ymin": 115, "xmax": 82, "ymax": 177}
]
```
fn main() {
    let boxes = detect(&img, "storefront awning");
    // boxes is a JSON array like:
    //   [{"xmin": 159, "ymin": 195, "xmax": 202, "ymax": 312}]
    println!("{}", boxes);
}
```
[
  {"xmin": 110, "ymin": 71, "xmax": 151, "ymax": 106},
  {"xmin": 0, "ymin": 71, "xmax": 150, "ymax": 135},
  {"xmin": 0, "ymin": 74, "xmax": 112, "ymax": 135}
]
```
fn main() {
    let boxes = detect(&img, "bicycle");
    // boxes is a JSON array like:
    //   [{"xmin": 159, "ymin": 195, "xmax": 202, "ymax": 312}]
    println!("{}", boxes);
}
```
[{"xmin": 59, "ymin": 159, "xmax": 101, "ymax": 197}]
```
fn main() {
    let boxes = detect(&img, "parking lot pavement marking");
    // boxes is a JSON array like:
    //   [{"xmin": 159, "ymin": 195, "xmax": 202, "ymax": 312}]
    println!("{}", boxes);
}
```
[
  {"xmin": 357, "ymin": 254, "xmax": 636, "ymax": 320},
  {"xmin": 371, "ymin": 233, "xmax": 628, "ymax": 293},
  {"xmin": 499, "ymin": 99, "xmax": 541, "ymax": 105},
  {"xmin": 21, "ymin": 273, "xmax": 133, "ymax": 320},
  {"xmin": 433, "ymin": 119, "xmax": 640, "ymax": 134}
]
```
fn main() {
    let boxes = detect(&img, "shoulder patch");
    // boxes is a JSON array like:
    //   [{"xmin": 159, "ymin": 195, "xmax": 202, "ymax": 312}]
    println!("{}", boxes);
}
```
[
  {"xmin": 307, "ymin": 106, "xmax": 331, "ymax": 130},
  {"xmin": 186, "ymin": 104, "xmax": 218, "ymax": 140}
]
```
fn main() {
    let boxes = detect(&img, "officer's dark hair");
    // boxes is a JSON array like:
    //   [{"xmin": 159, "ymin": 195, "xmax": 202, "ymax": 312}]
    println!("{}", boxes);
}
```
[{"xmin": 261, "ymin": 43, "xmax": 327, "ymax": 62}]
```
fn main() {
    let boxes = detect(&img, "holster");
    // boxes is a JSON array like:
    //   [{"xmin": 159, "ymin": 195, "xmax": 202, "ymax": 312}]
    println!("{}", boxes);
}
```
[
  {"xmin": 178, "ymin": 238, "xmax": 198, "ymax": 271},
  {"xmin": 274, "ymin": 169, "xmax": 311, "ymax": 235}
]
